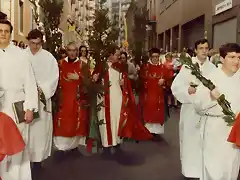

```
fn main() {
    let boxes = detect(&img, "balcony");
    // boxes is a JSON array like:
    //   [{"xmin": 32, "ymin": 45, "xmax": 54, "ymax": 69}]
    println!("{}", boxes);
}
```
[
  {"xmin": 148, "ymin": 15, "xmax": 156, "ymax": 24},
  {"xmin": 147, "ymin": 15, "xmax": 156, "ymax": 33}
]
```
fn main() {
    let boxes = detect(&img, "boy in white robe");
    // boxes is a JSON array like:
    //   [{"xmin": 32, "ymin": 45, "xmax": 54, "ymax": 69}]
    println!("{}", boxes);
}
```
[
  {"xmin": 25, "ymin": 29, "xmax": 59, "ymax": 175},
  {"xmin": 171, "ymin": 39, "xmax": 216, "ymax": 179},
  {"xmin": 194, "ymin": 43, "xmax": 240, "ymax": 180}
]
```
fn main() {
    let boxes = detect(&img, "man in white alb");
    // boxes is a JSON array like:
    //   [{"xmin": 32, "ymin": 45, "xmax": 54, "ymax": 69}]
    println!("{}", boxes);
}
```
[
  {"xmin": 194, "ymin": 43, "xmax": 240, "ymax": 180},
  {"xmin": 171, "ymin": 39, "xmax": 216, "ymax": 179},
  {"xmin": 0, "ymin": 19, "xmax": 38, "ymax": 180}
]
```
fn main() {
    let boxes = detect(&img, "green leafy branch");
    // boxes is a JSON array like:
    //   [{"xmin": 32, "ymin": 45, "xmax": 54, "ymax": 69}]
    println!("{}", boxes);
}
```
[{"xmin": 178, "ymin": 53, "xmax": 235, "ymax": 126}]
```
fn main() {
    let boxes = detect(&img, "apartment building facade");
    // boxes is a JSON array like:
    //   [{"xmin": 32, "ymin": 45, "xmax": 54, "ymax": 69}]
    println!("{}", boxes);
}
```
[
  {"xmin": 212, "ymin": 0, "xmax": 240, "ymax": 49},
  {"xmin": 147, "ymin": 0, "xmax": 212, "ymax": 52},
  {"xmin": 147, "ymin": 0, "xmax": 240, "ymax": 51},
  {"xmin": 0, "ymin": 0, "xmax": 35, "ymax": 42},
  {"xmin": 111, "ymin": 0, "xmax": 131, "ymax": 47},
  {"xmin": 0, "ymin": 0, "xmax": 7, "ymax": 20},
  {"xmin": 64, "ymin": 0, "xmax": 96, "ymax": 46}
]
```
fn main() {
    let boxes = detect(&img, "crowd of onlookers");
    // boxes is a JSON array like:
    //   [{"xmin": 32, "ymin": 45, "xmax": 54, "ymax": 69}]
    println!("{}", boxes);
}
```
[{"xmin": 11, "ymin": 40, "xmax": 28, "ymax": 49}]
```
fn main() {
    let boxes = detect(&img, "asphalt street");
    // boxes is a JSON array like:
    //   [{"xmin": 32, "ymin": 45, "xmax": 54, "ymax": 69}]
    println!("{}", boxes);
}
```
[{"xmin": 39, "ymin": 108, "xmax": 184, "ymax": 180}]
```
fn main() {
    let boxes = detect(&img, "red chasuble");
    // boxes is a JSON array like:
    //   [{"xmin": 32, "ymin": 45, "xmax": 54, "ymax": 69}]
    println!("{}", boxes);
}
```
[
  {"xmin": 140, "ymin": 62, "xmax": 173, "ymax": 125},
  {"xmin": 53, "ymin": 59, "xmax": 89, "ymax": 137},
  {"xmin": 228, "ymin": 113, "xmax": 240, "ymax": 147},
  {"xmin": 0, "ymin": 112, "xmax": 25, "ymax": 161},
  {"xmin": 93, "ymin": 62, "xmax": 152, "ymax": 145}
]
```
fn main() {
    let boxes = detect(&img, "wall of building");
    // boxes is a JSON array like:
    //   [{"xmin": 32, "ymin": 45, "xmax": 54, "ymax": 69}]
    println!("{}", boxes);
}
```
[
  {"xmin": 212, "ymin": 0, "xmax": 240, "ymax": 49},
  {"xmin": 13, "ymin": 0, "xmax": 34, "ymax": 42},
  {"xmin": 0, "ymin": 0, "xmax": 34, "ymax": 43},
  {"xmin": 147, "ymin": 0, "xmax": 212, "ymax": 51},
  {"xmin": 0, "ymin": 0, "xmax": 11, "ymax": 20}
]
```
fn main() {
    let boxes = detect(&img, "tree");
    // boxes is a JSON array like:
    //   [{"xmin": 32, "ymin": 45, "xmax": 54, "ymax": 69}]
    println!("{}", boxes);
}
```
[
  {"xmin": 132, "ymin": 2, "xmax": 148, "ymax": 63},
  {"xmin": 38, "ymin": 0, "xmax": 64, "ymax": 56},
  {"xmin": 88, "ymin": 0, "xmax": 119, "ymax": 63}
]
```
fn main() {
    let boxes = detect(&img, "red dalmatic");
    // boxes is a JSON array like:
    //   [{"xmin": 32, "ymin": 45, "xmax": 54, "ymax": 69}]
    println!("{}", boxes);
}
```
[
  {"xmin": 228, "ymin": 113, "xmax": 240, "ymax": 147},
  {"xmin": 0, "ymin": 112, "xmax": 25, "ymax": 161},
  {"xmin": 140, "ymin": 62, "xmax": 173, "ymax": 125},
  {"xmin": 54, "ymin": 59, "xmax": 89, "ymax": 137}
]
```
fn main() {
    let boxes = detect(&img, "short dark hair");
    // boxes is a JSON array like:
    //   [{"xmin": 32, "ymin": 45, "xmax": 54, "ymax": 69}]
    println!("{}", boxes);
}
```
[
  {"xmin": 219, "ymin": 43, "xmax": 240, "ymax": 58},
  {"xmin": 0, "ymin": 19, "xmax": 13, "ymax": 33},
  {"xmin": 194, "ymin": 39, "xmax": 209, "ymax": 49},
  {"xmin": 149, "ymin": 47, "xmax": 160, "ymax": 55},
  {"xmin": 27, "ymin": 29, "xmax": 43, "ymax": 41}
]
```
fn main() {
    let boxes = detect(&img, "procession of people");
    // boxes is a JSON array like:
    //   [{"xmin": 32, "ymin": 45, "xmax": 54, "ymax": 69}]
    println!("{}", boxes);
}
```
[{"xmin": 1, "ymin": 19, "xmax": 240, "ymax": 180}]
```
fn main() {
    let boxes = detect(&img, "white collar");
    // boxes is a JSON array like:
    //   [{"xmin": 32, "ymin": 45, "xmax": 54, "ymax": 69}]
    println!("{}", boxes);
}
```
[
  {"xmin": 26, "ymin": 47, "xmax": 42, "ymax": 56},
  {"xmin": 192, "ymin": 56, "xmax": 209, "ymax": 66},
  {"xmin": 64, "ymin": 57, "xmax": 79, "ymax": 63}
]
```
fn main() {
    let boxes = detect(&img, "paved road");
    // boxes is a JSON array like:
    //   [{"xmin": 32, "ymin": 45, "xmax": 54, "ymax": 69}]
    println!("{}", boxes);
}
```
[{"xmin": 40, "ymin": 108, "xmax": 185, "ymax": 180}]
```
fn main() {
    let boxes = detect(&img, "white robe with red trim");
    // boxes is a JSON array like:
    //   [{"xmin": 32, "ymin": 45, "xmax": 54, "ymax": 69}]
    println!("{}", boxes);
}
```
[{"xmin": 98, "ymin": 63, "xmax": 123, "ymax": 147}]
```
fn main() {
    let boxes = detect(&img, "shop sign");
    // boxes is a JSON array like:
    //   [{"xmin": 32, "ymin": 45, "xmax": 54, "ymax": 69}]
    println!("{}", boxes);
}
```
[{"xmin": 215, "ymin": 0, "xmax": 232, "ymax": 15}]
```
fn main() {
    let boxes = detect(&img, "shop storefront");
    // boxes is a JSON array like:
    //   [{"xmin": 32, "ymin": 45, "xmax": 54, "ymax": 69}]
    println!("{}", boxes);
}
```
[{"xmin": 212, "ymin": 0, "xmax": 240, "ymax": 49}]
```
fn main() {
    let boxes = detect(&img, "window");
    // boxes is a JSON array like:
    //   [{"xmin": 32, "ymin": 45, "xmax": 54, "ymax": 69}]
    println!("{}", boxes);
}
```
[
  {"xmin": 30, "ymin": 8, "xmax": 34, "ymax": 30},
  {"xmin": 19, "ymin": 0, "xmax": 24, "ymax": 33}
]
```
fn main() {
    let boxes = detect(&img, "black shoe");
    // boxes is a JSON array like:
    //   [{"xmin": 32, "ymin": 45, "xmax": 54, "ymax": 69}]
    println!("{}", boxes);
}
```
[
  {"xmin": 101, "ymin": 147, "xmax": 114, "ymax": 160},
  {"xmin": 114, "ymin": 144, "xmax": 124, "ymax": 156},
  {"xmin": 31, "ymin": 162, "xmax": 42, "ymax": 180},
  {"xmin": 69, "ymin": 147, "xmax": 82, "ymax": 158},
  {"xmin": 54, "ymin": 150, "xmax": 67, "ymax": 162},
  {"xmin": 151, "ymin": 134, "xmax": 164, "ymax": 142}
]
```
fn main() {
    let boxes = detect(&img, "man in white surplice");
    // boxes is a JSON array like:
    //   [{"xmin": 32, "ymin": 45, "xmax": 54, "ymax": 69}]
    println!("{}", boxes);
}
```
[
  {"xmin": 25, "ymin": 29, "xmax": 59, "ymax": 173},
  {"xmin": 171, "ymin": 39, "xmax": 216, "ymax": 179},
  {"xmin": 0, "ymin": 20, "xmax": 38, "ymax": 180},
  {"xmin": 194, "ymin": 43, "xmax": 240, "ymax": 180}
]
